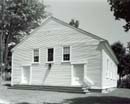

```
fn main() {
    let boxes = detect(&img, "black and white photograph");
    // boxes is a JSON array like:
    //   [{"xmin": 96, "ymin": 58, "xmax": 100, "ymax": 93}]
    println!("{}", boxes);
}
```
[{"xmin": 0, "ymin": 0, "xmax": 130, "ymax": 103}]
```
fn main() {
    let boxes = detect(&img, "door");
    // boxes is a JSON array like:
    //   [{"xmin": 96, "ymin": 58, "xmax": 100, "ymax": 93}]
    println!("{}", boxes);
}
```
[
  {"xmin": 21, "ymin": 66, "xmax": 30, "ymax": 84},
  {"xmin": 72, "ymin": 64, "xmax": 84, "ymax": 86}
]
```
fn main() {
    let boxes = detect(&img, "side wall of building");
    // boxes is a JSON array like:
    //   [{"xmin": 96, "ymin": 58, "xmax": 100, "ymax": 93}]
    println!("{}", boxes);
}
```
[{"xmin": 102, "ymin": 47, "xmax": 118, "ymax": 89}]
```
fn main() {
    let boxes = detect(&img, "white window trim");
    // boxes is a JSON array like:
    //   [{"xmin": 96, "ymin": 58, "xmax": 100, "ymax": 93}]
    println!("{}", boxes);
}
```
[
  {"xmin": 46, "ymin": 47, "xmax": 55, "ymax": 63},
  {"xmin": 62, "ymin": 46, "xmax": 71, "ymax": 63},
  {"xmin": 32, "ymin": 48, "xmax": 40, "ymax": 64},
  {"xmin": 112, "ymin": 64, "xmax": 115, "ymax": 80},
  {"xmin": 110, "ymin": 62, "xmax": 113, "ymax": 80},
  {"xmin": 106, "ymin": 59, "xmax": 109, "ymax": 79}
]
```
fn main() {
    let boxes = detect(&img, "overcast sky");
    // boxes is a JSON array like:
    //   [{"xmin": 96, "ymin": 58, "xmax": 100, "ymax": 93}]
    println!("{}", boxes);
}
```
[{"xmin": 44, "ymin": 0, "xmax": 130, "ymax": 46}]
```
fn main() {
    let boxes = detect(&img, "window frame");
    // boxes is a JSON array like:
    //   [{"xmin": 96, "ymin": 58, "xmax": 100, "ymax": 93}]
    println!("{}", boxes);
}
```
[
  {"xmin": 62, "ymin": 46, "xmax": 71, "ymax": 62},
  {"xmin": 110, "ymin": 62, "xmax": 113, "ymax": 80},
  {"xmin": 32, "ymin": 48, "xmax": 40, "ymax": 64},
  {"xmin": 106, "ymin": 59, "xmax": 109, "ymax": 78},
  {"xmin": 46, "ymin": 48, "xmax": 55, "ymax": 63}
]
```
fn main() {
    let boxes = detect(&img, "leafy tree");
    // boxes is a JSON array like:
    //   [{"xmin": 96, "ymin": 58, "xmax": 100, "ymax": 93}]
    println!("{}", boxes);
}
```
[
  {"xmin": 122, "ymin": 54, "xmax": 130, "ymax": 75},
  {"xmin": 75, "ymin": 20, "xmax": 79, "ymax": 28},
  {"xmin": 108, "ymin": 0, "xmax": 130, "ymax": 31},
  {"xmin": 69, "ymin": 19, "xmax": 75, "ymax": 26},
  {"xmin": 0, "ymin": 0, "xmax": 46, "ymax": 72},
  {"xmin": 69, "ymin": 19, "xmax": 79, "ymax": 28},
  {"xmin": 111, "ymin": 41, "xmax": 126, "ymax": 77},
  {"xmin": 127, "ymin": 42, "xmax": 130, "ymax": 53}
]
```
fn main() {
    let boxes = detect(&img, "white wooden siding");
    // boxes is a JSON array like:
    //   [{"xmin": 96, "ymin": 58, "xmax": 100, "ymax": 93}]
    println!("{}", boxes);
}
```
[
  {"xmin": 102, "ymin": 48, "xmax": 118, "ymax": 89},
  {"xmin": 15, "ymin": 20, "xmax": 99, "ymax": 50},
  {"xmin": 71, "ymin": 43, "xmax": 102, "ymax": 88},
  {"xmin": 44, "ymin": 64, "xmax": 71, "ymax": 86},
  {"xmin": 12, "ymin": 50, "xmax": 32, "ymax": 85},
  {"xmin": 12, "ymin": 19, "xmax": 102, "ymax": 87}
]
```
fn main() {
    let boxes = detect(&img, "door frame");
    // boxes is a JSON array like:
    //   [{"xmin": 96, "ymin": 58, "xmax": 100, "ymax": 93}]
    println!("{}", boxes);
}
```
[
  {"xmin": 21, "ymin": 65, "xmax": 32, "ymax": 85},
  {"xmin": 71, "ymin": 64, "xmax": 87, "ymax": 86}
]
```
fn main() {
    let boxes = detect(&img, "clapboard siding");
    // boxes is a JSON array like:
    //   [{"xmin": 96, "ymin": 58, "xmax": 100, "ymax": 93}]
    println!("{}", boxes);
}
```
[
  {"xmin": 31, "ymin": 64, "xmax": 47, "ymax": 85},
  {"xmin": 44, "ymin": 64, "xmax": 71, "ymax": 86},
  {"xmin": 102, "ymin": 48, "xmax": 118, "ymax": 89},
  {"xmin": 87, "ymin": 49, "xmax": 102, "ymax": 89},
  {"xmin": 12, "ymin": 50, "xmax": 32, "ymax": 84},
  {"xmin": 12, "ymin": 18, "xmax": 103, "ymax": 87},
  {"xmin": 15, "ymin": 20, "xmax": 99, "ymax": 50},
  {"xmin": 71, "ymin": 43, "xmax": 102, "ymax": 88}
]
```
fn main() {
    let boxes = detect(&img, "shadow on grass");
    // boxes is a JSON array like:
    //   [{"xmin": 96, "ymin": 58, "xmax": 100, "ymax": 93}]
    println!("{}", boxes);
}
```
[
  {"xmin": 16, "ymin": 102, "xmax": 60, "ymax": 104},
  {"xmin": 63, "ymin": 96, "xmax": 130, "ymax": 104},
  {"xmin": 4, "ymin": 83, "xmax": 11, "ymax": 87},
  {"xmin": 17, "ymin": 102, "xmax": 31, "ymax": 104}
]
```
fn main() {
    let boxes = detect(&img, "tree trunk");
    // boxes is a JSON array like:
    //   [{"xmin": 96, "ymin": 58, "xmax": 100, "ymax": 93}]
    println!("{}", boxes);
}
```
[
  {"xmin": 118, "ymin": 74, "xmax": 122, "ymax": 88},
  {"xmin": 0, "ymin": 32, "xmax": 4, "ymax": 84},
  {"xmin": 4, "ymin": 35, "xmax": 9, "ymax": 66},
  {"xmin": 3, "ymin": 35, "xmax": 10, "ymax": 80}
]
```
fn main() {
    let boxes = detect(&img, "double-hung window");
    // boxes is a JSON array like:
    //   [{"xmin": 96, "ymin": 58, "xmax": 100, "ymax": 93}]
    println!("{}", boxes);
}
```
[
  {"xmin": 63, "ymin": 46, "xmax": 70, "ymax": 61},
  {"xmin": 33, "ymin": 49, "xmax": 39, "ymax": 63},
  {"xmin": 48, "ymin": 48, "xmax": 54, "ymax": 62}
]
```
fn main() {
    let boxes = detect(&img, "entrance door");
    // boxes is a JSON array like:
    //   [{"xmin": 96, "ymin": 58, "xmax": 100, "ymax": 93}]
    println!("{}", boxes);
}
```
[
  {"xmin": 72, "ymin": 64, "xmax": 84, "ymax": 86},
  {"xmin": 21, "ymin": 66, "xmax": 30, "ymax": 84}
]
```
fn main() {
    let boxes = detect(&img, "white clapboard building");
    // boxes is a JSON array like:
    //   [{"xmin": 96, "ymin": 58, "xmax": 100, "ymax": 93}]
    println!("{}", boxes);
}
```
[{"xmin": 11, "ymin": 17, "xmax": 119, "ymax": 93}]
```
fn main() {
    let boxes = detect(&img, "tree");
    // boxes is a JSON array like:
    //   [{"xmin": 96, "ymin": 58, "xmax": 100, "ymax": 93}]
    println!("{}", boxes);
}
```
[
  {"xmin": 75, "ymin": 20, "xmax": 79, "ymax": 28},
  {"xmin": 111, "ymin": 41, "xmax": 126, "ymax": 77},
  {"xmin": 69, "ymin": 19, "xmax": 79, "ymax": 28},
  {"xmin": 108, "ymin": 0, "xmax": 130, "ymax": 32},
  {"xmin": 127, "ymin": 42, "xmax": 130, "ymax": 53},
  {"xmin": 0, "ymin": 0, "xmax": 46, "ymax": 75},
  {"xmin": 122, "ymin": 54, "xmax": 130, "ymax": 75},
  {"xmin": 69, "ymin": 19, "xmax": 75, "ymax": 26},
  {"xmin": 112, "ymin": 41, "xmax": 130, "ymax": 88}
]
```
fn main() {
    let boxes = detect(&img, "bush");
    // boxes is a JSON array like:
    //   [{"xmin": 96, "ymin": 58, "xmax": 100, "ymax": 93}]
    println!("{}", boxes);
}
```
[{"xmin": 119, "ymin": 74, "xmax": 130, "ymax": 88}]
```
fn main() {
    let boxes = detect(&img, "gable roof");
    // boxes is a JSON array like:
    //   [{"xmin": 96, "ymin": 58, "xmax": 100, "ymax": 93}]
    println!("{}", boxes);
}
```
[
  {"xmin": 51, "ymin": 16, "xmax": 105, "ymax": 41},
  {"xmin": 12, "ymin": 16, "xmax": 105, "ymax": 52},
  {"xmin": 11, "ymin": 16, "xmax": 118, "ymax": 64},
  {"xmin": 101, "ymin": 40, "xmax": 119, "ymax": 64}
]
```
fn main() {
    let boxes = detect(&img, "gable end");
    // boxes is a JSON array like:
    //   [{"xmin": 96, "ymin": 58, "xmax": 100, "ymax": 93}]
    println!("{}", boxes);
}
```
[{"xmin": 12, "ymin": 16, "xmax": 105, "ymax": 52}]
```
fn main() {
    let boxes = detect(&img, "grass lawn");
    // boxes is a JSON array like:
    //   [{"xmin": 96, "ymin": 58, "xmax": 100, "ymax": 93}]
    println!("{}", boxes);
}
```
[
  {"xmin": 63, "ymin": 88, "xmax": 130, "ymax": 104},
  {"xmin": 0, "ymin": 83, "xmax": 130, "ymax": 104}
]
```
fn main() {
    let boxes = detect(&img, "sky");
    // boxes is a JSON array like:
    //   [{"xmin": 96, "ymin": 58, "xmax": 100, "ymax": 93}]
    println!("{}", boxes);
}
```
[{"xmin": 44, "ymin": 0, "xmax": 130, "ymax": 46}]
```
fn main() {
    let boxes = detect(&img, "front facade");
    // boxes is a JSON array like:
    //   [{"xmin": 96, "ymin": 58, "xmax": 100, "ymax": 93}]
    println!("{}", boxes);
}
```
[{"xmin": 11, "ymin": 17, "xmax": 119, "ymax": 91}]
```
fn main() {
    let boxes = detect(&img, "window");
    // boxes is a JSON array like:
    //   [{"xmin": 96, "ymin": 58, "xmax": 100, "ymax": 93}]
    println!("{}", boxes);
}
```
[
  {"xmin": 33, "ymin": 49, "xmax": 39, "ymax": 62},
  {"xmin": 48, "ymin": 48, "xmax": 54, "ymax": 61},
  {"xmin": 110, "ymin": 63, "xmax": 113, "ymax": 79},
  {"xmin": 106, "ymin": 59, "xmax": 109, "ymax": 78},
  {"xmin": 112, "ymin": 64, "xmax": 115, "ymax": 80},
  {"xmin": 114, "ymin": 66, "xmax": 117, "ymax": 80},
  {"xmin": 63, "ymin": 46, "xmax": 70, "ymax": 61}
]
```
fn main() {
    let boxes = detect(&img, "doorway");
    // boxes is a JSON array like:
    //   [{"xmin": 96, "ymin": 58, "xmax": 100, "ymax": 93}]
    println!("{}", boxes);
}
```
[
  {"xmin": 21, "ymin": 66, "xmax": 31, "ymax": 84},
  {"xmin": 72, "ymin": 64, "xmax": 84, "ymax": 86}
]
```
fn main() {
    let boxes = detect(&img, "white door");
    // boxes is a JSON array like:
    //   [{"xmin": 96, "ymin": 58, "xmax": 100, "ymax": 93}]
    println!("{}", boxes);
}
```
[
  {"xmin": 21, "ymin": 66, "xmax": 30, "ymax": 84},
  {"xmin": 72, "ymin": 64, "xmax": 84, "ymax": 86}
]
